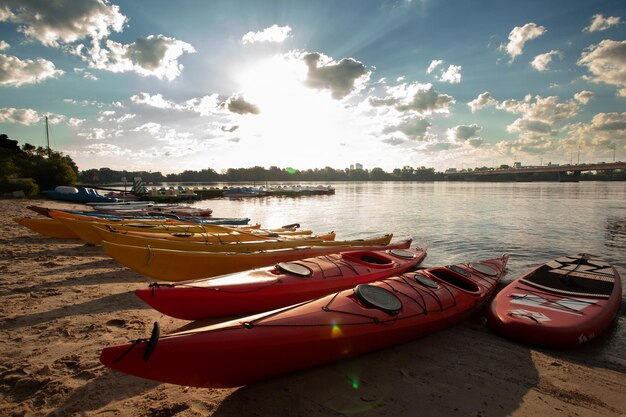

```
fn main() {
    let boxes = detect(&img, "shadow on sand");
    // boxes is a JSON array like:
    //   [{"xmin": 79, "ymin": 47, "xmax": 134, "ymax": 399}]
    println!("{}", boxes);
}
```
[
  {"xmin": 48, "ymin": 371, "xmax": 160, "ymax": 416},
  {"xmin": 1, "ymin": 291, "xmax": 149, "ymax": 330},
  {"xmin": 211, "ymin": 318, "xmax": 538, "ymax": 417}
]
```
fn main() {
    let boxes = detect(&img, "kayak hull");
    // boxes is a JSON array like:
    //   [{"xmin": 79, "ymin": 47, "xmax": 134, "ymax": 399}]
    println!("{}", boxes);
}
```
[
  {"xmin": 93, "ymin": 227, "xmax": 363, "ymax": 252},
  {"xmin": 56, "ymin": 217, "xmax": 328, "ymax": 245},
  {"xmin": 135, "ymin": 247, "xmax": 427, "ymax": 320},
  {"xmin": 102, "ymin": 235, "xmax": 399, "ymax": 280},
  {"xmin": 13, "ymin": 217, "xmax": 79, "ymax": 239},
  {"xmin": 101, "ymin": 256, "xmax": 507, "ymax": 387},
  {"xmin": 487, "ymin": 253, "xmax": 621, "ymax": 348}
]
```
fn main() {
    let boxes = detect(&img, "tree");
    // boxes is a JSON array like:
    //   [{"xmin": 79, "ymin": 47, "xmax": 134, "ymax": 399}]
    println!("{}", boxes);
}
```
[{"xmin": 0, "ymin": 134, "xmax": 78, "ymax": 192}]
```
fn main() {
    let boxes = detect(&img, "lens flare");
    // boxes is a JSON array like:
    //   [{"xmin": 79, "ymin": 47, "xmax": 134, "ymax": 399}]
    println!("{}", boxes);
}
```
[{"xmin": 331, "ymin": 321, "xmax": 342, "ymax": 337}]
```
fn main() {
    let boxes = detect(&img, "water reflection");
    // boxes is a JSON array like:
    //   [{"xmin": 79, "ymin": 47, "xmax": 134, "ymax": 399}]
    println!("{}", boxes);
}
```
[
  {"xmin": 606, "ymin": 216, "xmax": 626, "ymax": 251},
  {"xmin": 192, "ymin": 181, "xmax": 626, "ymax": 274}
]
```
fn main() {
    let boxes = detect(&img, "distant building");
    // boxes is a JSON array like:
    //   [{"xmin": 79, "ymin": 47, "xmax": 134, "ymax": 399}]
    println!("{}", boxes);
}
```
[
  {"xmin": 513, "ymin": 161, "xmax": 522, "ymax": 169},
  {"xmin": 445, "ymin": 168, "xmax": 457, "ymax": 173},
  {"xmin": 349, "ymin": 164, "xmax": 354, "ymax": 170},
  {"xmin": 355, "ymin": 163, "xmax": 363, "ymax": 170}
]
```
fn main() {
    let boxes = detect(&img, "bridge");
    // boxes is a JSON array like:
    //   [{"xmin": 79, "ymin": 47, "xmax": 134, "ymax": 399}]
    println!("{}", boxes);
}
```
[{"xmin": 444, "ymin": 162, "xmax": 626, "ymax": 182}]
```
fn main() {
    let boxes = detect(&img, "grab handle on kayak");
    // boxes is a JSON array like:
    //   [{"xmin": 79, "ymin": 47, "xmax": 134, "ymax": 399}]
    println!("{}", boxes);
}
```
[
  {"xmin": 111, "ymin": 322, "xmax": 160, "ymax": 365},
  {"xmin": 508, "ymin": 312, "xmax": 540, "ymax": 323},
  {"xmin": 143, "ymin": 322, "xmax": 160, "ymax": 362}
]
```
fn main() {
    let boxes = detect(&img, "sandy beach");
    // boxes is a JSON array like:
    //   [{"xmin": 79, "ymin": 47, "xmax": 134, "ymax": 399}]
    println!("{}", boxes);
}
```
[{"xmin": 1, "ymin": 198, "xmax": 625, "ymax": 417}]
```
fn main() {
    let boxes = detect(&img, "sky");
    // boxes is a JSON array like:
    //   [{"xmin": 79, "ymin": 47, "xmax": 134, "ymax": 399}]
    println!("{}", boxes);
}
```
[{"xmin": 0, "ymin": 0, "xmax": 625, "ymax": 174}]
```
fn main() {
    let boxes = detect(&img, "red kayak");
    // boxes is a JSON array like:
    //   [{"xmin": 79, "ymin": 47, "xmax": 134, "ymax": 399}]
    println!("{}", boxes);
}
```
[
  {"xmin": 488, "ymin": 253, "xmax": 621, "ymax": 348},
  {"xmin": 135, "ymin": 247, "xmax": 428, "ymax": 320},
  {"xmin": 100, "ymin": 255, "xmax": 508, "ymax": 388}
]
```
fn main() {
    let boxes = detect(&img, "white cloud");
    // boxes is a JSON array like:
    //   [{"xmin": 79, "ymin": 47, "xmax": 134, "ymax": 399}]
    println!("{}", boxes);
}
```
[
  {"xmin": 382, "ymin": 116, "xmax": 431, "ymax": 141},
  {"xmin": 501, "ymin": 23, "xmax": 546, "ymax": 61},
  {"xmin": 506, "ymin": 118, "xmax": 555, "ymax": 135},
  {"xmin": 219, "ymin": 94, "xmax": 260, "ymax": 115},
  {"xmin": 128, "ymin": 123, "xmax": 194, "ymax": 146},
  {"xmin": 0, "ymin": 108, "xmax": 88, "ymax": 129},
  {"xmin": 74, "ymin": 67, "xmax": 98, "ymax": 80},
  {"xmin": 303, "ymin": 52, "xmax": 370, "ymax": 99},
  {"xmin": 97, "ymin": 110, "xmax": 135, "ymax": 123},
  {"xmin": 574, "ymin": 90, "xmax": 594, "ymax": 104},
  {"xmin": 241, "ymin": 24, "xmax": 292, "ymax": 44},
  {"xmin": 495, "ymin": 135, "xmax": 555, "ymax": 155},
  {"xmin": 563, "ymin": 112, "xmax": 626, "ymax": 154},
  {"xmin": 531, "ymin": 50, "xmax": 562, "ymax": 71},
  {"xmin": 67, "ymin": 117, "xmax": 85, "ymax": 127},
  {"xmin": 447, "ymin": 124, "xmax": 482, "ymax": 142},
  {"xmin": 577, "ymin": 39, "xmax": 626, "ymax": 91},
  {"xmin": 426, "ymin": 59, "xmax": 443, "ymax": 74},
  {"xmin": 382, "ymin": 137, "xmax": 405, "ymax": 146},
  {"xmin": 82, "ymin": 142, "xmax": 128, "ymax": 156},
  {"xmin": 494, "ymin": 95, "xmax": 580, "ymax": 146},
  {"xmin": 81, "ymin": 35, "xmax": 196, "ymax": 81},
  {"xmin": 583, "ymin": 14, "xmax": 621, "ymax": 33},
  {"xmin": 370, "ymin": 82, "xmax": 455, "ymax": 115},
  {"xmin": 184, "ymin": 94, "xmax": 220, "ymax": 116},
  {"xmin": 0, "ymin": 40, "xmax": 9, "ymax": 50},
  {"xmin": 0, "ymin": 107, "xmax": 42, "ymax": 125},
  {"xmin": 63, "ymin": 98, "xmax": 112, "ymax": 108},
  {"xmin": 497, "ymin": 94, "xmax": 579, "ymax": 124},
  {"xmin": 133, "ymin": 122, "xmax": 163, "ymax": 135},
  {"xmin": 79, "ymin": 127, "xmax": 108, "ymax": 140},
  {"xmin": 439, "ymin": 64, "xmax": 462, "ymax": 83},
  {"xmin": 131, "ymin": 92, "xmax": 180, "ymax": 109},
  {"xmin": 427, "ymin": 60, "xmax": 461, "ymax": 83},
  {"xmin": 467, "ymin": 92, "xmax": 497, "ymax": 113},
  {"xmin": 0, "ymin": 0, "xmax": 126, "ymax": 47},
  {"xmin": 0, "ymin": 54, "xmax": 64, "ymax": 86}
]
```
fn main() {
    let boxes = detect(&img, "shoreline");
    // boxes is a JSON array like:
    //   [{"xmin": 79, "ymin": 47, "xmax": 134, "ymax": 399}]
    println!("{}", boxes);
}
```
[{"xmin": 1, "ymin": 198, "xmax": 625, "ymax": 416}]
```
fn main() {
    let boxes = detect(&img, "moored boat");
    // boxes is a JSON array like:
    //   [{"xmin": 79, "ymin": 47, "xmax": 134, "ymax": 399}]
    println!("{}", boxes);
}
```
[
  {"xmin": 40, "ymin": 186, "xmax": 119, "ymax": 203},
  {"xmin": 100, "ymin": 255, "xmax": 508, "ymax": 388},
  {"xmin": 28, "ymin": 205, "xmax": 251, "ymax": 225}
]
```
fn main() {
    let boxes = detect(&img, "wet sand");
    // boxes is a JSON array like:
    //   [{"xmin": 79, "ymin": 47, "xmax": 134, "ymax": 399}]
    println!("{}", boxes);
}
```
[{"xmin": 0, "ymin": 198, "xmax": 625, "ymax": 416}]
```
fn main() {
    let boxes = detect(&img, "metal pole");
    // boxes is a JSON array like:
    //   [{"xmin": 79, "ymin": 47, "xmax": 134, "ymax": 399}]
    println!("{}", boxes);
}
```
[{"xmin": 45, "ymin": 116, "xmax": 51, "ymax": 157}]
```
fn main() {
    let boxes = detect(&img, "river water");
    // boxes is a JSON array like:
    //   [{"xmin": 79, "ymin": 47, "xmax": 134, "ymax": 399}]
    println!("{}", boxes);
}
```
[{"xmin": 187, "ymin": 181, "xmax": 626, "ymax": 368}]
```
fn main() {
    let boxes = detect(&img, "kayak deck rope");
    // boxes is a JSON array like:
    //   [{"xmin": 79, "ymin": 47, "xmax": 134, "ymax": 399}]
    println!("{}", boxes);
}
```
[
  {"xmin": 298, "ymin": 255, "xmax": 358, "ymax": 279},
  {"xmin": 246, "ymin": 273, "xmax": 469, "ymax": 328}
]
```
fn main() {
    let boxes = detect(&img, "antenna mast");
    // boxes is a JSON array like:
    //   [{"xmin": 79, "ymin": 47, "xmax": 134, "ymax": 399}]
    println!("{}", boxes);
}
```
[{"xmin": 45, "ymin": 116, "xmax": 51, "ymax": 157}]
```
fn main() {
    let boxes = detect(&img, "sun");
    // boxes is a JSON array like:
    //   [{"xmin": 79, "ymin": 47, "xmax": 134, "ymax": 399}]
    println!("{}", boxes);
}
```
[{"xmin": 230, "ymin": 55, "xmax": 352, "ymax": 167}]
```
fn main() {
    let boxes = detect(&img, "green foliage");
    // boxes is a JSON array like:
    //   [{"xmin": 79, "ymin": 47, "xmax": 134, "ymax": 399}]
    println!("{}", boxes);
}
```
[
  {"xmin": 0, "ymin": 178, "xmax": 39, "ymax": 197},
  {"xmin": 0, "ymin": 134, "xmax": 78, "ymax": 194}
]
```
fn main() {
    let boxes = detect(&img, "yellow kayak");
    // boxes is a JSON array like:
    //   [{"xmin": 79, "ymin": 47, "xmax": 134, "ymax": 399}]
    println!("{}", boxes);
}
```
[
  {"xmin": 13, "ymin": 217, "xmax": 79, "ymax": 239},
  {"xmin": 58, "ymin": 217, "xmax": 332, "ymax": 245},
  {"xmin": 102, "ymin": 234, "xmax": 401, "ymax": 281},
  {"xmin": 95, "ymin": 227, "xmax": 349, "ymax": 252},
  {"xmin": 97, "ymin": 226, "xmax": 334, "ymax": 242}
]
